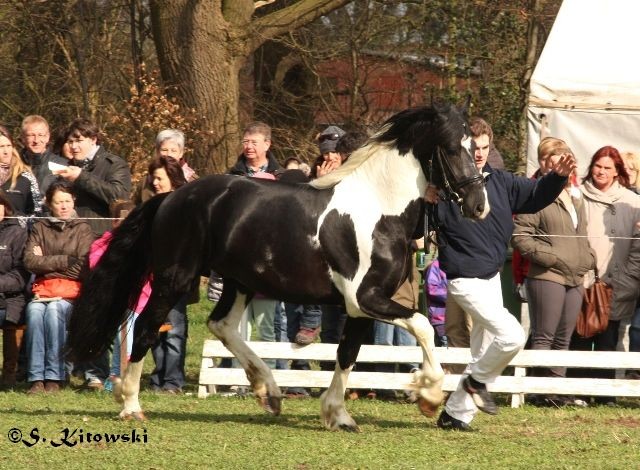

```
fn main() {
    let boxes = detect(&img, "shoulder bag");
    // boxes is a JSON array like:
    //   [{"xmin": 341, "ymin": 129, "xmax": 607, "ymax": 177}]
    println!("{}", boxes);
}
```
[{"xmin": 575, "ymin": 269, "xmax": 612, "ymax": 338}]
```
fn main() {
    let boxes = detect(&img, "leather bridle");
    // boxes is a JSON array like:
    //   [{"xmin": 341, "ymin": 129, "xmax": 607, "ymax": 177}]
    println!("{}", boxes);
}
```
[
  {"xmin": 423, "ymin": 145, "xmax": 484, "ymax": 250},
  {"xmin": 430, "ymin": 146, "xmax": 484, "ymax": 205}
]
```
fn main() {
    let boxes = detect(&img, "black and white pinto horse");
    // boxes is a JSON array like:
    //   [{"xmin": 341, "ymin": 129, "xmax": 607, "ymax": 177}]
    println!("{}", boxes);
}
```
[{"xmin": 67, "ymin": 102, "xmax": 489, "ymax": 431}]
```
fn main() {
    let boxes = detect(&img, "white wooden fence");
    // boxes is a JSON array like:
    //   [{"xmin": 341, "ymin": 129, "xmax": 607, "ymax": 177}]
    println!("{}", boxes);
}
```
[{"xmin": 197, "ymin": 340, "xmax": 640, "ymax": 407}]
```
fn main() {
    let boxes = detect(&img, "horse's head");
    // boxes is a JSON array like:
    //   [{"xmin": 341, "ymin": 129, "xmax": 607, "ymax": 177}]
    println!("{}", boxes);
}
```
[{"xmin": 378, "ymin": 101, "xmax": 489, "ymax": 220}]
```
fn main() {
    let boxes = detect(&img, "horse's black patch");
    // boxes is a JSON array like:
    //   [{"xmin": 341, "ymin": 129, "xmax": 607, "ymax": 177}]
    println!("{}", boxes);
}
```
[
  {"xmin": 319, "ymin": 209, "xmax": 359, "ymax": 281},
  {"xmin": 355, "ymin": 199, "xmax": 423, "ymax": 320},
  {"xmin": 66, "ymin": 101, "xmax": 486, "ymax": 379}
]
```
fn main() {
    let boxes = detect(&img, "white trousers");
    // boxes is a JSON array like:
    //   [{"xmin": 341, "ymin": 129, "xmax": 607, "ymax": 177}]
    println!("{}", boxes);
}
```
[{"xmin": 444, "ymin": 273, "xmax": 526, "ymax": 424}]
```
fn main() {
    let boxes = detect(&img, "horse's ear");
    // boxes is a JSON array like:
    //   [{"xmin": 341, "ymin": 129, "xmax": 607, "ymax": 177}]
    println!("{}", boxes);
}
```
[
  {"xmin": 460, "ymin": 95, "xmax": 472, "ymax": 116},
  {"xmin": 431, "ymin": 94, "xmax": 446, "ymax": 114}
]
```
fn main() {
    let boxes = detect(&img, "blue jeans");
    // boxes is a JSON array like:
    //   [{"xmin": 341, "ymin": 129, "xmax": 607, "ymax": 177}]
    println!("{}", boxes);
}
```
[
  {"xmin": 26, "ymin": 300, "xmax": 72, "ymax": 382},
  {"xmin": 286, "ymin": 303, "xmax": 321, "ymax": 331},
  {"xmin": 111, "ymin": 310, "xmax": 135, "ymax": 376},
  {"xmin": 373, "ymin": 321, "xmax": 419, "ymax": 372},
  {"xmin": 319, "ymin": 304, "xmax": 347, "ymax": 371},
  {"xmin": 150, "ymin": 297, "xmax": 188, "ymax": 390},
  {"xmin": 285, "ymin": 303, "xmax": 322, "ymax": 371},
  {"xmin": 245, "ymin": 298, "xmax": 277, "ymax": 369},
  {"xmin": 274, "ymin": 302, "xmax": 288, "ymax": 370}
]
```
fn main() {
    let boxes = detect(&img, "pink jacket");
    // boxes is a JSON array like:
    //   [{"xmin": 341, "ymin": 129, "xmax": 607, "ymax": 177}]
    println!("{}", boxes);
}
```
[{"xmin": 89, "ymin": 231, "xmax": 152, "ymax": 314}]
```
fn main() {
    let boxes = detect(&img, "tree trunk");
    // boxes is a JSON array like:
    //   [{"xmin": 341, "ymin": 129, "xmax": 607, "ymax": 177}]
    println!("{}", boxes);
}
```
[
  {"xmin": 149, "ymin": 1, "xmax": 247, "ymax": 174},
  {"xmin": 148, "ymin": 0, "xmax": 351, "ymax": 174}
]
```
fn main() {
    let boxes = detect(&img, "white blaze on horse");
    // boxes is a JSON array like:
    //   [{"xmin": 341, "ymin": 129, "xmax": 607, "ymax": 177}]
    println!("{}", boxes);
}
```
[{"xmin": 67, "ymin": 101, "xmax": 489, "ymax": 431}]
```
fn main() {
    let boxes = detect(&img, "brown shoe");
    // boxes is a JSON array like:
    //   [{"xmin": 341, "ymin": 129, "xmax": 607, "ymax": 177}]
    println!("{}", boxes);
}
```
[
  {"xmin": 45, "ymin": 381, "xmax": 61, "ymax": 393},
  {"xmin": 346, "ymin": 390, "xmax": 359, "ymax": 400},
  {"xmin": 295, "ymin": 327, "xmax": 320, "ymax": 345},
  {"xmin": 27, "ymin": 381, "xmax": 45, "ymax": 394}
]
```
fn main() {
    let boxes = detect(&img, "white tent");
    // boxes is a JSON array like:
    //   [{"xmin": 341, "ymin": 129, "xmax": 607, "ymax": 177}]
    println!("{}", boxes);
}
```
[{"xmin": 527, "ymin": 0, "xmax": 640, "ymax": 176}]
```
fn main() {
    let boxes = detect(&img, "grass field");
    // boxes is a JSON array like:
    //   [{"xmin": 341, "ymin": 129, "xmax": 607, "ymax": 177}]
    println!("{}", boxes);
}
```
[{"xmin": 1, "ymin": 293, "xmax": 639, "ymax": 469}]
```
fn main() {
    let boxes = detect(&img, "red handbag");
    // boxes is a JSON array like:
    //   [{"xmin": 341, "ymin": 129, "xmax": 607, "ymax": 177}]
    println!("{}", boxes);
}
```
[{"xmin": 32, "ymin": 278, "xmax": 82, "ymax": 300}]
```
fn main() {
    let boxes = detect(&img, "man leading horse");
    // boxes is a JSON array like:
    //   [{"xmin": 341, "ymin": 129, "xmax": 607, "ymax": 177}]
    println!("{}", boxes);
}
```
[{"xmin": 427, "ymin": 117, "xmax": 576, "ymax": 431}]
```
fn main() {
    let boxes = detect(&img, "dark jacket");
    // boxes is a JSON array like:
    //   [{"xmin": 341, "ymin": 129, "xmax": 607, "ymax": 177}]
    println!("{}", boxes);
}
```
[
  {"xmin": 434, "ymin": 166, "xmax": 567, "ymax": 279},
  {"xmin": 24, "ymin": 216, "xmax": 95, "ymax": 281},
  {"xmin": 20, "ymin": 148, "xmax": 69, "ymax": 197},
  {"xmin": 0, "ymin": 218, "xmax": 29, "ymax": 324},
  {"xmin": 228, "ymin": 150, "xmax": 281, "ymax": 176},
  {"xmin": 71, "ymin": 146, "xmax": 132, "ymax": 235},
  {"xmin": 1, "ymin": 173, "xmax": 43, "ymax": 216}
]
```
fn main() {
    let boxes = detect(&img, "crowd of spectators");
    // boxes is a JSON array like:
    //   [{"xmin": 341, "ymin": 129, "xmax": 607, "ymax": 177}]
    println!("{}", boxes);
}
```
[{"xmin": 1, "ymin": 112, "xmax": 638, "ymax": 420}]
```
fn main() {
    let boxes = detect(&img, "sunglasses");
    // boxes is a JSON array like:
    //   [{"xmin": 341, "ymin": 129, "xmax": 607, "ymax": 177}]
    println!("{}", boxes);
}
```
[{"xmin": 319, "ymin": 133, "xmax": 340, "ymax": 142}]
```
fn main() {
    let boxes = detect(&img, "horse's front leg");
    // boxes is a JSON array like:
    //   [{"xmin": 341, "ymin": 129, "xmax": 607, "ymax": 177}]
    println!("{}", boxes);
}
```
[
  {"xmin": 321, "ymin": 317, "xmax": 372, "ymax": 432},
  {"xmin": 358, "ymin": 279, "xmax": 445, "ymax": 418},
  {"xmin": 208, "ymin": 282, "xmax": 281, "ymax": 415},
  {"xmin": 393, "ymin": 313, "xmax": 445, "ymax": 417}
]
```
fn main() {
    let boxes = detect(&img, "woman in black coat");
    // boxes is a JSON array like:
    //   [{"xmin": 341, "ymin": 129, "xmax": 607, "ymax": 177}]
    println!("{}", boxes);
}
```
[{"xmin": 0, "ymin": 190, "xmax": 30, "ymax": 387}]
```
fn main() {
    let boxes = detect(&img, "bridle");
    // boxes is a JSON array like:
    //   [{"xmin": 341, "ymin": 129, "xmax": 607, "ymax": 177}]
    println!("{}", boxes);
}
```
[
  {"xmin": 423, "ymin": 145, "xmax": 484, "ymax": 250},
  {"xmin": 429, "ymin": 146, "xmax": 484, "ymax": 205}
]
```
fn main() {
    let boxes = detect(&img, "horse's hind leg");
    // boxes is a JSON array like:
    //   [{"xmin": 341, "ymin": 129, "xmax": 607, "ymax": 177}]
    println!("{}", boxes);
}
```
[
  {"xmin": 208, "ymin": 280, "xmax": 282, "ymax": 415},
  {"xmin": 321, "ymin": 317, "xmax": 372, "ymax": 432},
  {"xmin": 116, "ymin": 357, "xmax": 146, "ymax": 420},
  {"xmin": 115, "ymin": 288, "xmax": 182, "ymax": 420},
  {"xmin": 392, "ymin": 313, "xmax": 445, "ymax": 417}
]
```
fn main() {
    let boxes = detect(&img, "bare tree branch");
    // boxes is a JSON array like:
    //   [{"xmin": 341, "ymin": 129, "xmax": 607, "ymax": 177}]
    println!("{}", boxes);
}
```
[
  {"xmin": 249, "ymin": 0, "xmax": 351, "ymax": 52},
  {"xmin": 254, "ymin": 0, "xmax": 277, "ymax": 9}
]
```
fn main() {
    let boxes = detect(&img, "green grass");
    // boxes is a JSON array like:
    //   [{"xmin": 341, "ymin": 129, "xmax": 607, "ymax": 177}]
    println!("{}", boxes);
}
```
[{"xmin": 1, "ymin": 292, "xmax": 639, "ymax": 469}]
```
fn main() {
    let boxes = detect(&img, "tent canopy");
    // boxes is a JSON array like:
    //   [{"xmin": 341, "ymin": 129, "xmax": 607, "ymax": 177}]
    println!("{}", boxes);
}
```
[{"xmin": 527, "ymin": 0, "xmax": 640, "ymax": 176}]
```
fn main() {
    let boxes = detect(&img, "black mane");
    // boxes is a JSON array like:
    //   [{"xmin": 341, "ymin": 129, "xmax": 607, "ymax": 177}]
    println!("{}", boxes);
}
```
[{"xmin": 374, "ymin": 102, "xmax": 467, "ymax": 161}]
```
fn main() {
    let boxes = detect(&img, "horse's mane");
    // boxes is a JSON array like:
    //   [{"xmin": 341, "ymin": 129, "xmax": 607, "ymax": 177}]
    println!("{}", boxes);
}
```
[
  {"xmin": 309, "ymin": 138, "xmax": 381, "ymax": 189},
  {"xmin": 309, "ymin": 106, "xmax": 444, "ymax": 190}
]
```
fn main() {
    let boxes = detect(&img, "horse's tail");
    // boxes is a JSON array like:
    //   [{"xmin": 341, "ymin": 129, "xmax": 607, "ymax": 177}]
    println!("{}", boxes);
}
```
[{"xmin": 66, "ymin": 193, "xmax": 170, "ymax": 362}]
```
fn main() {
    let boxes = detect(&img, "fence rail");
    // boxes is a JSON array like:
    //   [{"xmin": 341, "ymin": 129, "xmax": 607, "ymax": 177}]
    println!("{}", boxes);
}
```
[{"xmin": 198, "ymin": 340, "xmax": 640, "ymax": 407}]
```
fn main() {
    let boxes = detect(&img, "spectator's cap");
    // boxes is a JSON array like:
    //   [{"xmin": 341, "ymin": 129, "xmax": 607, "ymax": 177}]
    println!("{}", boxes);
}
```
[{"xmin": 318, "ymin": 125, "xmax": 346, "ymax": 155}]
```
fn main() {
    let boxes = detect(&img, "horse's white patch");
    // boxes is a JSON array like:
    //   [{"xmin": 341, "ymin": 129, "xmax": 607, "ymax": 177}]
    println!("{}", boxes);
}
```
[
  {"xmin": 480, "ymin": 187, "xmax": 490, "ymax": 218},
  {"xmin": 255, "ymin": 263, "xmax": 266, "ymax": 274},
  {"xmin": 317, "ymin": 146, "xmax": 427, "ymax": 308},
  {"xmin": 264, "ymin": 246, "xmax": 273, "ymax": 262},
  {"xmin": 307, "ymin": 234, "xmax": 320, "ymax": 249},
  {"xmin": 461, "ymin": 135, "xmax": 473, "ymax": 156}
]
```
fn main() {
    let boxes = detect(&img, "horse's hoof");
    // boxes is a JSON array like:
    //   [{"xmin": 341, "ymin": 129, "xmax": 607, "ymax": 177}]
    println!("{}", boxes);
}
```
[
  {"xmin": 121, "ymin": 411, "xmax": 147, "ymax": 421},
  {"xmin": 338, "ymin": 423, "xmax": 361, "ymax": 433},
  {"xmin": 257, "ymin": 395, "xmax": 282, "ymax": 416},
  {"xmin": 417, "ymin": 397, "xmax": 439, "ymax": 418}
]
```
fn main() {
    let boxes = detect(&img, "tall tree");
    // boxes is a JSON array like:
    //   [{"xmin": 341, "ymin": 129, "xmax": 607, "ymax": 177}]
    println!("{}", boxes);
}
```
[{"xmin": 148, "ymin": 0, "xmax": 351, "ymax": 174}]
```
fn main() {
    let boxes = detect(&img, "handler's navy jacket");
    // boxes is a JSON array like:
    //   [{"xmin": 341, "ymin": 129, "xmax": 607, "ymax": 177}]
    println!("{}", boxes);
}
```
[{"xmin": 434, "ymin": 165, "xmax": 567, "ymax": 280}]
